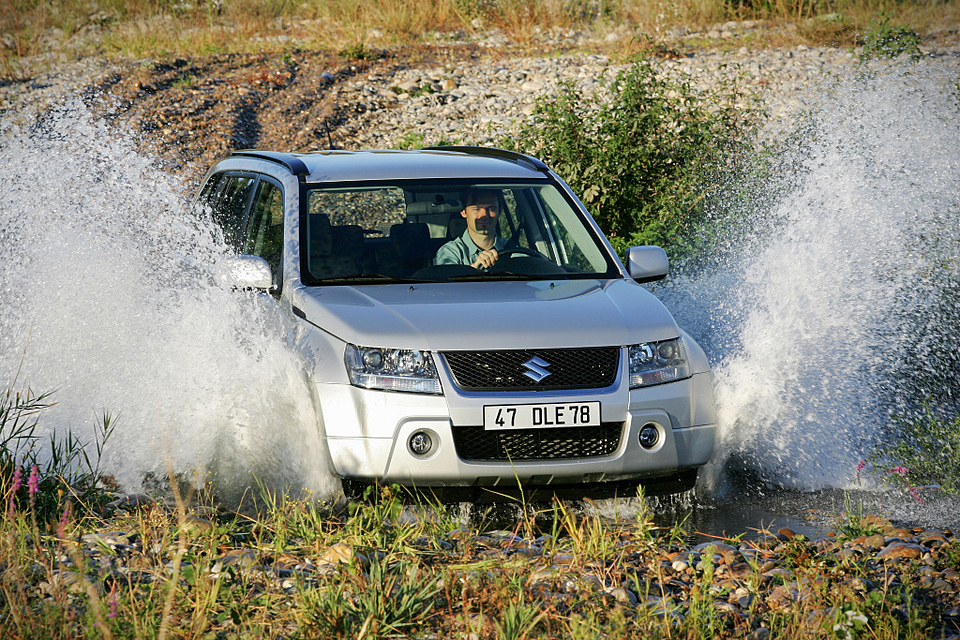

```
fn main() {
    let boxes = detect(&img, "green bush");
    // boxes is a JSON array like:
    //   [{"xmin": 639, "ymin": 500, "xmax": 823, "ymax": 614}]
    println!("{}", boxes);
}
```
[
  {"xmin": 503, "ymin": 51, "xmax": 758, "ymax": 258},
  {"xmin": 859, "ymin": 16, "xmax": 922, "ymax": 62},
  {"xmin": 869, "ymin": 405, "xmax": 960, "ymax": 496}
]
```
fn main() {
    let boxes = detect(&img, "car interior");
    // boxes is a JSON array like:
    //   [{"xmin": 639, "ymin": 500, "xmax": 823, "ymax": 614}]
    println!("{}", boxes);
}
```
[{"xmin": 302, "ymin": 183, "xmax": 604, "ymax": 283}]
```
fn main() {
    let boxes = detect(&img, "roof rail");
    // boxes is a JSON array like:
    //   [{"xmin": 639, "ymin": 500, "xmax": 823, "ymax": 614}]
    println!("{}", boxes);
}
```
[
  {"xmin": 423, "ymin": 146, "xmax": 551, "ymax": 173},
  {"xmin": 231, "ymin": 150, "xmax": 309, "ymax": 177}
]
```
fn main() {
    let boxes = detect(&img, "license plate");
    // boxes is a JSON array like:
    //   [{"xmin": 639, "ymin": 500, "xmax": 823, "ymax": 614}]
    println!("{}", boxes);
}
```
[{"xmin": 483, "ymin": 402, "xmax": 601, "ymax": 430}]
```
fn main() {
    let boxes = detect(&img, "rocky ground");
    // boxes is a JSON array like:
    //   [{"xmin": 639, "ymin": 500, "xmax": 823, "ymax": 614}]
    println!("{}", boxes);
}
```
[
  {"xmin": 2, "ymin": 24, "xmax": 958, "ymax": 191},
  {"xmin": 43, "ymin": 495, "xmax": 960, "ymax": 638}
]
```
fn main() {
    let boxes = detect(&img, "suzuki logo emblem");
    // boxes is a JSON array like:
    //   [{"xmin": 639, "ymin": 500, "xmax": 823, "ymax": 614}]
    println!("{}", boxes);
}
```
[{"xmin": 522, "ymin": 356, "xmax": 552, "ymax": 383}]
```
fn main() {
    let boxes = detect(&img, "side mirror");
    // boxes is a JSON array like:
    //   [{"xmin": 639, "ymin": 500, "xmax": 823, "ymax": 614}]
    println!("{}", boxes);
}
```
[
  {"xmin": 217, "ymin": 255, "xmax": 274, "ymax": 290},
  {"xmin": 626, "ymin": 246, "xmax": 669, "ymax": 283}
]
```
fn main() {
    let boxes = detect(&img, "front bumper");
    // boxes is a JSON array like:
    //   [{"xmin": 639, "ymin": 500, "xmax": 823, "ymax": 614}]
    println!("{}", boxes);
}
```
[{"xmin": 317, "ymin": 366, "xmax": 716, "ymax": 488}]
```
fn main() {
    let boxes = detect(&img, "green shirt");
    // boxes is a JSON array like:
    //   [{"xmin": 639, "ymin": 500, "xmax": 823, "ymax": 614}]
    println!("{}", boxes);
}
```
[{"xmin": 434, "ymin": 229, "xmax": 505, "ymax": 268}]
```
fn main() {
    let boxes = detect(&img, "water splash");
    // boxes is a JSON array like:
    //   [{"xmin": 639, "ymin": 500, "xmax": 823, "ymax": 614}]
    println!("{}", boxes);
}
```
[
  {"xmin": 667, "ymin": 59, "xmax": 960, "ymax": 493},
  {"xmin": 0, "ymin": 99, "xmax": 339, "ymax": 505},
  {"xmin": 3, "ymin": 58, "xmax": 958, "ymax": 513}
]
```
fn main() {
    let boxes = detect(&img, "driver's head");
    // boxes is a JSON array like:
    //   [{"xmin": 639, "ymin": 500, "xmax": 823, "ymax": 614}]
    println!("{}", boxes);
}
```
[{"xmin": 460, "ymin": 188, "xmax": 500, "ymax": 241}]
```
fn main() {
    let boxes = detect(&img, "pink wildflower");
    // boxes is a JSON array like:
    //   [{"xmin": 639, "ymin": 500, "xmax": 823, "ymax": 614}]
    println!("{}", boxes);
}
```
[
  {"xmin": 909, "ymin": 487, "xmax": 924, "ymax": 504},
  {"xmin": 108, "ymin": 587, "xmax": 118, "ymax": 618},
  {"xmin": 11, "ymin": 466, "xmax": 22, "ymax": 493},
  {"xmin": 8, "ymin": 467, "xmax": 22, "ymax": 514},
  {"xmin": 856, "ymin": 460, "xmax": 866, "ymax": 472},
  {"xmin": 27, "ymin": 465, "xmax": 39, "ymax": 501},
  {"xmin": 887, "ymin": 466, "xmax": 909, "ymax": 475}
]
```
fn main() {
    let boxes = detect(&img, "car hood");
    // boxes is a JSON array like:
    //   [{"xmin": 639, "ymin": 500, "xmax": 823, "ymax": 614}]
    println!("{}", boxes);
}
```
[{"xmin": 292, "ymin": 279, "xmax": 681, "ymax": 351}]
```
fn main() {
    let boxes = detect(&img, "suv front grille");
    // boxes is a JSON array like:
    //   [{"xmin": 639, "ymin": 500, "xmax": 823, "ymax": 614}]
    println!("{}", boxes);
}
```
[
  {"xmin": 442, "ymin": 347, "xmax": 620, "ymax": 391},
  {"xmin": 452, "ymin": 423, "xmax": 623, "ymax": 462}
]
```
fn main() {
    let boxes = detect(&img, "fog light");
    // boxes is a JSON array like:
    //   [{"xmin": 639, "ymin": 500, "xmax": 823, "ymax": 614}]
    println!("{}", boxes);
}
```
[
  {"xmin": 639, "ymin": 423, "xmax": 660, "ymax": 449},
  {"xmin": 409, "ymin": 431, "xmax": 433, "ymax": 456}
]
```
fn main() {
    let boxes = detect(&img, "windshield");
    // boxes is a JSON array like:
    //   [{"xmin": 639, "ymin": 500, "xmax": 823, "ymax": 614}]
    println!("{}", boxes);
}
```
[{"xmin": 300, "ymin": 180, "xmax": 619, "ymax": 284}]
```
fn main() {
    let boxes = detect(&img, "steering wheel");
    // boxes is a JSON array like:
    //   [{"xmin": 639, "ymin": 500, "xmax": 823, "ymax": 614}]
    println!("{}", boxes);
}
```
[
  {"xmin": 498, "ymin": 246, "xmax": 545, "ymax": 259},
  {"xmin": 490, "ymin": 245, "xmax": 567, "ymax": 276}
]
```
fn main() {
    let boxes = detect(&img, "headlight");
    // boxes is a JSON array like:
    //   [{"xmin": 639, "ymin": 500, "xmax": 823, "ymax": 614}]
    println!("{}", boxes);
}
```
[
  {"xmin": 629, "ymin": 338, "xmax": 690, "ymax": 388},
  {"xmin": 344, "ymin": 345, "xmax": 442, "ymax": 394}
]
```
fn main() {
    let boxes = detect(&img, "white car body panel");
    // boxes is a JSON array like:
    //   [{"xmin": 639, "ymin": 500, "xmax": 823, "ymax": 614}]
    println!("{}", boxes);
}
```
[{"xmin": 194, "ymin": 148, "xmax": 718, "ymax": 497}]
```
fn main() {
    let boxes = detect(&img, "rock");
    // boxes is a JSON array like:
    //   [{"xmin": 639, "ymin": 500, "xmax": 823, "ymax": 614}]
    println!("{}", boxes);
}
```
[
  {"xmin": 107, "ymin": 494, "xmax": 154, "ymax": 512},
  {"xmin": 211, "ymin": 549, "xmax": 257, "ymax": 574},
  {"xmin": 320, "ymin": 542, "xmax": 355, "ymax": 564},
  {"xmin": 40, "ymin": 570, "xmax": 94, "ymax": 596},
  {"xmin": 727, "ymin": 562, "xmax": 753, "ymax": 578},
  {"xmin": 528, "ymin": 566, "xmax": 561, "ymax": 584},
  {"xmin": 82, "ymin": 531, "xmax": 130, "ymax": 547},
  {"xmin": 604, "ymin": 586, "xmax": 638, "ymax": 605},
  {"xmin": 877, "ymin": 543, "xmax": 926, "ymax": 560},
  {"xmin": 854, "ymin": 534, "xmax": 886, "ymax": 550},
  {"xmin": 180, "ymin": 516, "xmax": 213, "ymax": 535},
  {"xmin": 747, "ymin": 628, "xmax": 771, "ymax": 640},
  {"xmin": 693, "ymin": 541, "xmax": 737, "ymax": 554}
]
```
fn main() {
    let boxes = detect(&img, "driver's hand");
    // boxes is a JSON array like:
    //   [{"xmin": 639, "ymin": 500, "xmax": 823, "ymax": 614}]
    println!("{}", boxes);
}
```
[{"xmin": 471, "ymin": 248, "xmax": 499, "ymax": 270}]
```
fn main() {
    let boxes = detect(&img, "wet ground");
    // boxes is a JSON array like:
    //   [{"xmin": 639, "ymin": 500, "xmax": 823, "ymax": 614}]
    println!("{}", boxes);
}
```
[
  {"xmin": 653, "ymin": 484, "xmax": 960, "ymax": 545},
  {"xmin": 469, "ymin": 477, "xmax": 960, "ymax": 546}
]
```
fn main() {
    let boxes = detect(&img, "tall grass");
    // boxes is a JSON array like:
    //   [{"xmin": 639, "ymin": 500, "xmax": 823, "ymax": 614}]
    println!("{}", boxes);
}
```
[{"xmin": 2, "ymin": 0, "xmax": 956, "ymax": 79}]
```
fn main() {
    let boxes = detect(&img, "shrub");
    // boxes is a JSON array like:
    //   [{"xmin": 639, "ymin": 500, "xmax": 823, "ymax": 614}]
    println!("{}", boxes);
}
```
[
  {"xmin": 503, "ymin": 51, "xmax": 758, "ymax": 258},
  {"xmin": 869, "ymin": 406, "xmax": 960, "ymax": 496},
  {"xmin": 859, "ymin": 16, "xmax": 922, "ymax": 62}
]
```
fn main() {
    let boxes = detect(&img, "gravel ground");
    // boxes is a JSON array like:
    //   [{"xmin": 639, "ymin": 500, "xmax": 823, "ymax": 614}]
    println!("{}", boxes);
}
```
[
  {"xmin": 34, "ymin": 495, "xmax": 960, "ymax": 638},
  {"xmin": 2, "ymin": 29, "xmax": 958, "ymax": 189}
]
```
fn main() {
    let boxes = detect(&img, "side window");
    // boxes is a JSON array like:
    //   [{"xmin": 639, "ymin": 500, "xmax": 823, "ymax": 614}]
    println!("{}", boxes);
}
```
[
  {"xmin": 244, "ymin": 179, "xmax": 285, "ymax": 288},
  {"xmin": 210, "ymin": 173, "xmax": 257, "ymax": 251},
  {"xmin": 195, "ymin": 172, "xmax": 223, "ymax": 212},
  {"xmin": 498, "ymin": 189, "xmax": 527, "ymax": 247}
]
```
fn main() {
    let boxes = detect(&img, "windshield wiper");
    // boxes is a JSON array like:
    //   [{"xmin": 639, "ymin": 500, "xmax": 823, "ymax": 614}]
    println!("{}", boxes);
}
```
[
  {"xmin": 444, "ymin": 271, "xmax": 541, "ymax": 281},
  {"xmin": 316, "ymin": 273, "xmax": 419, "ymax": 284}
]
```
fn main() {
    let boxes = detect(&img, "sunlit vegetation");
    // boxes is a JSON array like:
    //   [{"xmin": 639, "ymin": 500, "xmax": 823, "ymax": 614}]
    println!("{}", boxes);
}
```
[
  {"xmin": 2, "ymin": 0, "xmax": 958, "ymax": 79},
  {"xmin": 503, "ymin": 50, "xmax": 762, "ymax": 258},
  {"xmin": 1, "ymin": 383, "xmax": 957, "ymax": 638}
]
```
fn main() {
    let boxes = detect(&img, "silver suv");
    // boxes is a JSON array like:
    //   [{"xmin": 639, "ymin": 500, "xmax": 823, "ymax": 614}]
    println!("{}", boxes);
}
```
[{"xmin": 194, "ymin": 147, "xmax": 716, "ymax": 499}]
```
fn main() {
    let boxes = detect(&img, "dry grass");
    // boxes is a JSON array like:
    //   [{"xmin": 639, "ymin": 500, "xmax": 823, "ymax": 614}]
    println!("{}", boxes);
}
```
[{"xmin": 2, "ymin": 0, "xmax": 957, "ymax": 78}]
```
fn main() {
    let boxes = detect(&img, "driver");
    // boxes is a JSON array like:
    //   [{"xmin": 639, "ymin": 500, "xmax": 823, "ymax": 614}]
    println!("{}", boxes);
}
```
[{"xmin": 434, "ymin": 188, "xmax": 506, "ymax": 270}]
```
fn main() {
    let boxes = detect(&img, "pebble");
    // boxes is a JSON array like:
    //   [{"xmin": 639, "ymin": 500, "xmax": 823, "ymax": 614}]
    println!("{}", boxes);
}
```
[
  {"xmin": 331, "ymin": 43, "xmax": 960, "ymax": 152},
  {"xmin": 25, "ymin": 504, "xmax": 957, "ymax": 637},
  {"xmin": 877, "ymin": 542, "xmax": 927, "ymax": 560}
]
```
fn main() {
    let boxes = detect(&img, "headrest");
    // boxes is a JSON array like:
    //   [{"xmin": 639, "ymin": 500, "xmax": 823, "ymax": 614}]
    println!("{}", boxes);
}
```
[
  {"xmin": 389, "ymin": 222, "xmax": 430, "ymax": 243},
  {"xmin": 332, "ymin": 224, "xmax": 363, "ymax": 253},
  {"xmin": 406, "ymin": 200, "xmax": 462, "ymax": 217},
  {"xmin": 308, "ymin": 214, "xmax": 333, "ymax": 257},
  {"xmin": 447, "ymin": 214, "xmax": 467, "ymax": 239}
]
